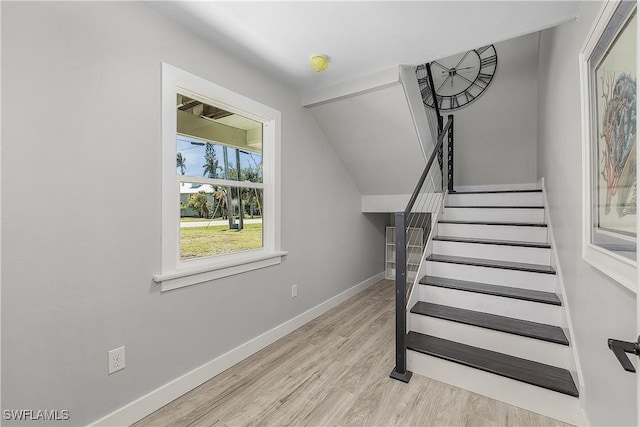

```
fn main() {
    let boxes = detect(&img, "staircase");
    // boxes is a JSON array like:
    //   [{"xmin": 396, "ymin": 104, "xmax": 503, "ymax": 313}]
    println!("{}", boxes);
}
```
[{"xmin": 406, "ymin": 187, "xmax": 582, "ymax": 425}]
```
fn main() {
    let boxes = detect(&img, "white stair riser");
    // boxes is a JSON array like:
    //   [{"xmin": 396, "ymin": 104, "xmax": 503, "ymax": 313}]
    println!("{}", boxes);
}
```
[
  {"xmin": 410, "ymin": 314, "xmax": 571, "ymax": 369},
  {"xmin": 433, "ymin": 240, "xmax": 551, "ymax": 265},
  {"xmin": 454, "ymin": 183, "xmax": 540, "ymax": 192},
  {"xmin": 418, "ymin": 284, "xmax": 563, "ymax": 325},
  {"xmin": 407, "ymin": 351, "xmax": 582, "ymax": 426},
  {"xmin": 425, "ymin": 261, "xmax": 556, "ymax": 292},
  {"xmin": 447, "ymin": 192, "xmax": 544, "ymax": 207},
  {"xmin": 442, "ymin": 207, "xmax": 545, "ymax": 223},
  {"xmin": 437, "ymin": 223, "xmax": 548, "ymax": 243}
]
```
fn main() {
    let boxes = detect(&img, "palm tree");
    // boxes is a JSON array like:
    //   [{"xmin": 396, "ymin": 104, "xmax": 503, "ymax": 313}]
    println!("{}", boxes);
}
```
[
  {"xmin": 176, "ymin": 152, "xmax": 186, "ymax": 175},
  {"xmin": 212, "ymin": 188, "xmax": 228, "ymax": 219},
  {"xmin": 202, "ymin": 143, "xmax": 219, "ymax": 178}
]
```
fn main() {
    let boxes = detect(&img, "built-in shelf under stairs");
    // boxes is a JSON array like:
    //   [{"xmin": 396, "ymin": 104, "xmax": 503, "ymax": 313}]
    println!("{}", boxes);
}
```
[{"xmin": 407, "ymin": 188, "xmax": 582, "ymax": 425}]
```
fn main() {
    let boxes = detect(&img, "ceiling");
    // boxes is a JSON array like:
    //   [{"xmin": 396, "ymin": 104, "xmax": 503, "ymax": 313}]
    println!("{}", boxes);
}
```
[{"xmin": 151, "ymin": 1, "xmax": 580, "ymax": 95}]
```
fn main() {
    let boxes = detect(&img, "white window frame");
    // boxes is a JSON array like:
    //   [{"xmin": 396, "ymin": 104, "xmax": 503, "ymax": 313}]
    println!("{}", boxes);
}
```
[{"xmin": 154, "ymin": 63, "xmax": 286, "ymax": 292}]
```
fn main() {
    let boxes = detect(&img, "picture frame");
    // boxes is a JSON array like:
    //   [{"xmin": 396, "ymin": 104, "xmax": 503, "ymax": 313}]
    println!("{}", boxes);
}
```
[{"xmin": 580, "ymin": 0, "xmax": 637, "ymax": 292}]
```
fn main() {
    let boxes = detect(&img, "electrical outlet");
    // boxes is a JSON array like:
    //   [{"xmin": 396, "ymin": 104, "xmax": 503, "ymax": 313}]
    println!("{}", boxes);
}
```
[
  {"xmin": 108, "ymin": 346, "xmax": 126, "ymax": 374},
  {"xmin": 291, "ymin": 284, "xmax": 298, "ymax": 298}
]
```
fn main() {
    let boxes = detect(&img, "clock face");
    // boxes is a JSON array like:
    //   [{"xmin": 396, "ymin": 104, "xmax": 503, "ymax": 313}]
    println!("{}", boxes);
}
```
[{"xmin": 419, "ymin": 45, "xmax": 497, "ymax": 111}]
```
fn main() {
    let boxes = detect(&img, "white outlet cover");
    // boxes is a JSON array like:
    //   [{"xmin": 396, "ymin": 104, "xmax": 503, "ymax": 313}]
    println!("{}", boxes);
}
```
[
  {"xmin": 108, "ymin": 346, "xmax": 126, "ymax": 374},
  {"xmin": 292, "ymin": 284, "xmax": 298, "ymax": 298}
]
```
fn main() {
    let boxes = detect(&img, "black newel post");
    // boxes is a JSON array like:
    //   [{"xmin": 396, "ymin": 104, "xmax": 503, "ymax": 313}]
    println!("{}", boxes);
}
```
[{"xmin": 389, "ymin": 211, "xmax": 412, "ymax": 383}]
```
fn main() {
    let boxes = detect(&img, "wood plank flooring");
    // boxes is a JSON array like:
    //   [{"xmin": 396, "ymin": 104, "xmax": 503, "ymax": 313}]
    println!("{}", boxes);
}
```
[{"xmin": 134, "ymin": 280, "xmax": 573, "ymax": 427}]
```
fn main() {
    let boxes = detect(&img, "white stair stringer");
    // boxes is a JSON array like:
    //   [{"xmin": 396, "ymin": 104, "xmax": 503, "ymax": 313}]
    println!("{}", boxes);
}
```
[{"xmin": 407, "ymin": 350, "xmax": 583, "ymax": 425}]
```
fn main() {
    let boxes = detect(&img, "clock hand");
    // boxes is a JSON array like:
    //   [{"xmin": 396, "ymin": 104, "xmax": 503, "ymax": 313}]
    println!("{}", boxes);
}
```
[
  {"xmin": 441, "ymin": 66, "xmax": 475, "ymax": 75},
  {"xmin": 454, "ymin": 51, "xmax": 471, "ymax": 68},
  {"xmin": 456, "ymin": 74, "xmax": 474, "ymax": 84},
  {"xmin": 457, "ymin": 73, "xmax": 485, "ymax": 90},
  {"xmin": 431, "ymin": 61, "xmax": 449, "ymax": 71},
  {"xmin": 437, "ymin": 75, "xmax": 450, "ymax": 93}
]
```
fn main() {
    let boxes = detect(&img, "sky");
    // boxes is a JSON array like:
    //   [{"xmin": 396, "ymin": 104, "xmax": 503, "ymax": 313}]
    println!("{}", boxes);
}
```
[{"xmin": 177, "ymin": 135, "xmax": 262, "ymax": 182}]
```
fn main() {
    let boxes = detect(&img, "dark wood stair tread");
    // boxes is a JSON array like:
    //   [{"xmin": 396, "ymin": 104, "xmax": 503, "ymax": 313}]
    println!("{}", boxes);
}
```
[
  {"xmin": 433, "ymin": 236, "xmax": 551, "ymax": 249},
  {"xmin": 438, "ymin": 220, "xmax": 547, "ymax": 227},
  {"xmin": 406, "ymin": 332, "xmax": 578, "ymax": 397},
  {"xmin": 420, "ymin": 276, "xmax": 561, "ymax": 306},
  {"xmin": 451, "ymin": 189, "xmax": 542, "ymax": 195},
  {"xmin": 411, "ymin": 302, "xmax": 568, "ymax": 345},
  {"xmin": 426, "ymin": 254, "xmax": 556, "ymax": 275}
]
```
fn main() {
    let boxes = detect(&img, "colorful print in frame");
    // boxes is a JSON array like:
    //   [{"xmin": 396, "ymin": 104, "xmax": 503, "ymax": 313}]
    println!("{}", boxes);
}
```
[
  {"xmin": 581, "ymin": 0, "xmax": 637, "ymax": 291},
  {"xmin": 591, "ymin": 1, "xmax": 637, "ymax": 259}
]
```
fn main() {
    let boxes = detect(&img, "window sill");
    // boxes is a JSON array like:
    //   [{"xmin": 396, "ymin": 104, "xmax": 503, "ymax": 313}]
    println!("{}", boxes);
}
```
[{"xmin": 153, "ymin": 251, "xmax": 288, "ymax": 292}]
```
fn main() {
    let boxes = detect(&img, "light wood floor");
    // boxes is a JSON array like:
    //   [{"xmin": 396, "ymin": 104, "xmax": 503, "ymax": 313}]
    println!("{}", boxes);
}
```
[{"xmin": 135, "ymin": 279, "xmax": 573, "ymax": 427}]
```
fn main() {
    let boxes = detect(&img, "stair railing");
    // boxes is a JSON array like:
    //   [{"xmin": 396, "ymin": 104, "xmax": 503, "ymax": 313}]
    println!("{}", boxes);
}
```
[
  {"xmin": 418, "ymin": 63, "xmax": 444, "ymax": 140},
  {"xmin": 390, "ymin": 62, "xmax": 454, "ymax": 383}
]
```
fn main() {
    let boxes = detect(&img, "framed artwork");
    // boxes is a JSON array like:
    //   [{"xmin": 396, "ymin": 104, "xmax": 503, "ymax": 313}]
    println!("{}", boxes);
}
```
[{"xmin": 580, "ymin": 0, "xmax": 637, "ymax": 292}]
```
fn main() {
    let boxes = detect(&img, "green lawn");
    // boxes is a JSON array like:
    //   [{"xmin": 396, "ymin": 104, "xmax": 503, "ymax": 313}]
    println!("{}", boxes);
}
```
[{"xmin": 180, "ymin": 223, "xmax": 263, "ymax": 259}]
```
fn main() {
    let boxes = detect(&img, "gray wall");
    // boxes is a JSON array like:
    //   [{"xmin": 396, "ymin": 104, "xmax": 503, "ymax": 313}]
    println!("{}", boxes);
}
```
[
  {"xmin": 309, "ymin": 84, "xmax": 427, "ymax": 196},
  {"xmin": 452, "ymin": 33, "xmax": 540, "ymax": 187},
  {"xmin": 537, "ymin": 2, "xmax": 637, "ymax": 425},
  {"xmin": 1, "ymin": 2, "xmax": 386, "ymax": 425}
]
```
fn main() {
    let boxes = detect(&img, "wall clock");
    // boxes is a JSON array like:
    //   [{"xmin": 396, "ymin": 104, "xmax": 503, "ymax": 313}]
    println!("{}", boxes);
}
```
[{"xmin": 421, "ymin": 45, "xmax": 498, "ymax": 111}]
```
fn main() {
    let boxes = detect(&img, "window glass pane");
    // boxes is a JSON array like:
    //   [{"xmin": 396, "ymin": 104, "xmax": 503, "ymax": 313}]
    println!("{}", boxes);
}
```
[
  {"xmin": 180, "ymin": 182, "xmax": 263, "ymax": 260},
  {"xmin": 239, "ymin": 150, "xmax": 263, "ymax": 183},
  {"xmin": 176, "ymin": 94, "xmax": 262, "ymax": 183}
]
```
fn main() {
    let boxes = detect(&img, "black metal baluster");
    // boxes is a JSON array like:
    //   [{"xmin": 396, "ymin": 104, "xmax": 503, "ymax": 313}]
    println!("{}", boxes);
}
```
[{"xmin": 448, "ymin": 114, "xmax": 454, "ymax": 192}]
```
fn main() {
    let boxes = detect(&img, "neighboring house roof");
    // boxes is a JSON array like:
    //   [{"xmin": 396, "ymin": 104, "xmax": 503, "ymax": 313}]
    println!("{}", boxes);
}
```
[{"xmin": 180, "ymin": 182, "xmax": 215, "ymax": 195}]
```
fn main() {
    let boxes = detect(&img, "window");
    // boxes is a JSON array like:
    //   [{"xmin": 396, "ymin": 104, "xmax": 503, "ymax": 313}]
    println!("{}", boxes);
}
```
[
  {"xmin": 154, "ymin": 64, "xmax": 285, "ymax": 291},
  {"xmin": 176, "ymin": 104, "xmax": 264, "ymax": 259}
]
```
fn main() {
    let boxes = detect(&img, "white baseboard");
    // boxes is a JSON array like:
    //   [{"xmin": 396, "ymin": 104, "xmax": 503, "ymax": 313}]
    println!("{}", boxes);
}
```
[{"xmin": 90, "ymin": 271, "xmax": 385, "ymax": 427}]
